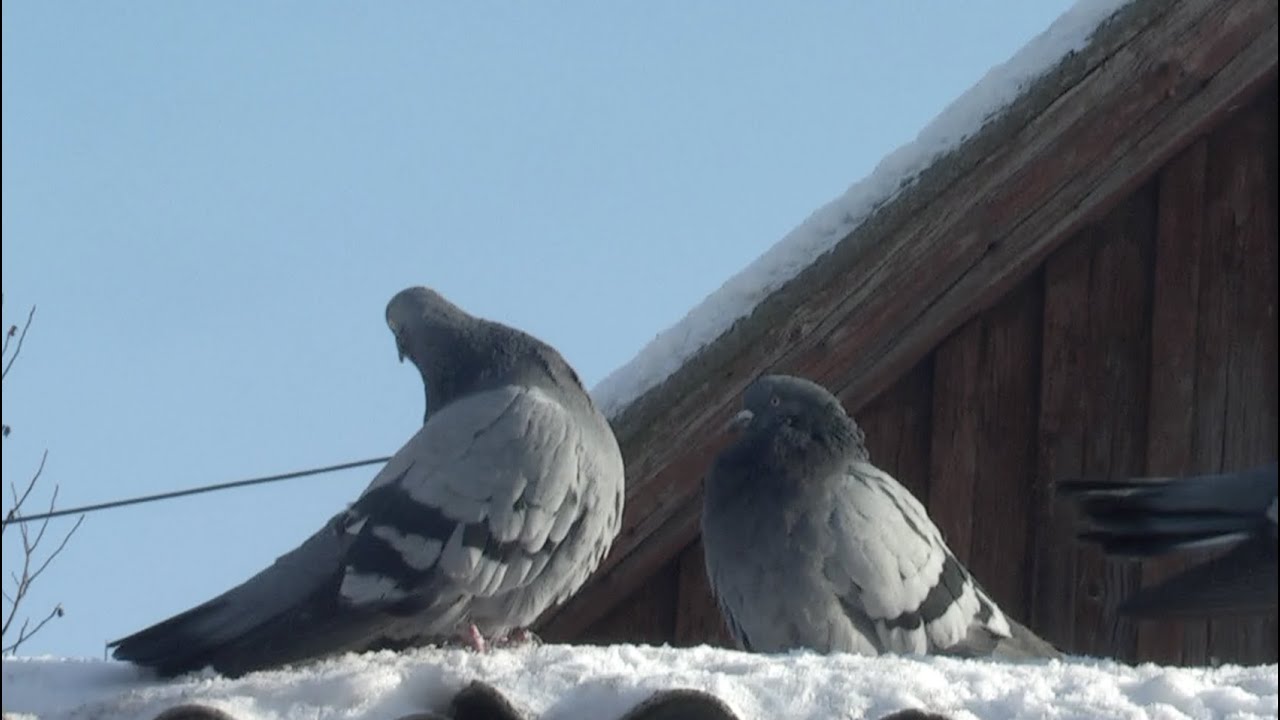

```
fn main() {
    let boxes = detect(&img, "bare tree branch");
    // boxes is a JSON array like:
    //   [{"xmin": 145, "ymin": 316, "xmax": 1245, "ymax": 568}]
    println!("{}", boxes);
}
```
[
  {"xmin": 29, "ymin": 484, "xmax": 59, "ymax": 552},
  {"xmin": 2, "ymin": 298, "xmax": 80, "ymax": 655},
  {"xmin": 1, "ymin": 602, "xmax": 64, "ymax": 654},
  {"xmin": 0, "ymin": 501, "xmax": 71, "ymax": 654},
  {"xmin": 3, "ymin": 451, "xmax": 47, "ymax": 533},
  {"xmin": 1, "ymin": 303, "xmax": 35, "ymax": 381},
  {"xmin": 28, "ymin": 513, "xmax": 85, "ymax": 589}
]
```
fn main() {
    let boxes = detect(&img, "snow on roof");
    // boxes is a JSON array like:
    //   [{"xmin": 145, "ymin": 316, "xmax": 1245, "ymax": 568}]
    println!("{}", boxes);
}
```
[
  {"xmin": 4, "ymin": 644, "xmax": 1276, "ymax": 720},
  {"xmin": 590, "ymin": 0, "xmax": 1132, "ymax": 418}
]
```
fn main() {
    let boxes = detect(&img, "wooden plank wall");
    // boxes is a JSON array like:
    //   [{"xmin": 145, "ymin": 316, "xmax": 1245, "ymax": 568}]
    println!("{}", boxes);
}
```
[{"xmin": 576, "ymin": 89, "xmax": 1278, "ymax": 665}]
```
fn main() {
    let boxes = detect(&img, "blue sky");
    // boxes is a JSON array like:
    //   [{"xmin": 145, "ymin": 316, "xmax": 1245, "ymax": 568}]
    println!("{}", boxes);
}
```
[{"xmin": 2, "ymin": 2, "xmax": 1075, "ymax": 659}]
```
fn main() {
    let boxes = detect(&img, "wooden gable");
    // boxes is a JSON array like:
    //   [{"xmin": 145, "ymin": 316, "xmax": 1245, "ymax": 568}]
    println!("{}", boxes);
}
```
[{"xmin": 536, "ymin": 0, "xmax": 1279, "ymax": 665}]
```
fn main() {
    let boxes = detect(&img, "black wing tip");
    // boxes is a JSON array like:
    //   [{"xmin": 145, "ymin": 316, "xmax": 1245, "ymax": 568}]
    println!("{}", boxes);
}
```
[
  {"xmin": 109, "ymin": 637, "xmax": 202, "ymax": 677},
  {"xmin": 108, "ymin": 629, "xmax": 165, "ymax": 664},
  {"xmin": 111, "ymin": 638, "xmax": 249, "ymax": 678},
  {"xmin": 109, "ymin": 614, "xmax": 232, "ymax": 678},
  {"xmin": 1056, "ymin": 464, "xmax": 1279, "ymax": 497},
  {"xmin": 1073, "ymin": 529, "xmax": 1249, "ymax": 558},
  {"xmin": 1054, "ymin": 476, "xmax": 1176, "ymax": 498},
  {"xmin": 110, "ymin": 619, "xmax": 306, "ymax": 678}
]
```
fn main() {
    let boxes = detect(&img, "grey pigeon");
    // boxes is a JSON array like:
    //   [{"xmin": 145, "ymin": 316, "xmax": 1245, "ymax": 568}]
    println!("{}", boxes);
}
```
[
  {"xmin": 110, "ymin": 286, "xmax": 626, "ymax": 677},
  {"xmin": 1057, "ymin": 464, "xmax": 1277, "ymax": 617},
  {"xmin": 701, "ymin": 375, "xmax": 1058, "ymax": 659}
]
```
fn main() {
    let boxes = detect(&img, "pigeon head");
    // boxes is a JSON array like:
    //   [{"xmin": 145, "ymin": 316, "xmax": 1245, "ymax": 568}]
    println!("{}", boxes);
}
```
[
  {"xmin": 731, "ymin": 374, "xmax": 847, "ymax": 432},
  {"xmin": 727, "ymin": 374, "xmax": 868, "ymax": 463},
  {"xmin": 384, "ymin": 286, "xmax": 583, "ymax": 419},
  {"xmin": 385, "ymin": 287, "xmax": 472, "ymax": 361},
  {"xmin": 384, "ymin": 286, "xmax": 494, "ymax": 418}
]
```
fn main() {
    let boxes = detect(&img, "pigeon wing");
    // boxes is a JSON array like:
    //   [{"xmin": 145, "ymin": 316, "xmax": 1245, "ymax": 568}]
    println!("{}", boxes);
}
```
[
  {"xmin": 338, "ymin": 383, "xmax": 607, "ymax": 613},
  {"xmin": 821, "ymin": 461, "xmax": 1012, "ymax": 655}
]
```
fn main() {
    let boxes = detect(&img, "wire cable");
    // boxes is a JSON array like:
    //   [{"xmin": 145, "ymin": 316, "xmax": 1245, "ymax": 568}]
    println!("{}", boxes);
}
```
[{"xmin": 5, "ymin": 456, "xmax": 392, "ymax": 525}]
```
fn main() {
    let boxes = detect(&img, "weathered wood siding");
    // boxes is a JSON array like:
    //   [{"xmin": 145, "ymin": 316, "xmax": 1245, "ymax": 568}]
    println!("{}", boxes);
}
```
[{"xmin": 575, "ymin": 89, "xmax": 1278, "ymax": 665}]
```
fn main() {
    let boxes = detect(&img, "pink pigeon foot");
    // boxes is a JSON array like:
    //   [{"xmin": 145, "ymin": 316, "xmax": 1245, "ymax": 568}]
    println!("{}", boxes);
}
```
[
  {"xmin": 491, "ymin": 628, "xmax": 542, "ymax": 648},
  {"xmin": 464, "ymin": 623, "xmax": 488, "ymax": 653}
]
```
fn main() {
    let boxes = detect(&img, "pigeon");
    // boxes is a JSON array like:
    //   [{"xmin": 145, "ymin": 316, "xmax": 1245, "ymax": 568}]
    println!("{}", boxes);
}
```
[
  {"xmin": 110, "ymin": 286, "xmax": 626, "ymax": 677},
  {"xmin": 1057, "ymin": 464, "xmax": 1277, "ymax": 618},
  {"xmin": 701, "ymin": 374, "xmax": 1058, "ymax": 659}
]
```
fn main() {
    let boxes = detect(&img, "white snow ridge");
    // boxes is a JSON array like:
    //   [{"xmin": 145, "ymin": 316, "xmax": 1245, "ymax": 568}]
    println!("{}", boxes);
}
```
[
  {"xmin": 3, "ymin": 644, "xmax": 1278, "ymax": 720},
  {"xmin": 589, "ymin": 0, "xmax": 1132, "ymax": 418}
]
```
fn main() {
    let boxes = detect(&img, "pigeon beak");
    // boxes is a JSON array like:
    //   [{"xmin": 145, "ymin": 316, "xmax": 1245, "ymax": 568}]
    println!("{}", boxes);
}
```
[{"xmin": 726, "ymin": 409, "xmax": 754, "ymax": 432}]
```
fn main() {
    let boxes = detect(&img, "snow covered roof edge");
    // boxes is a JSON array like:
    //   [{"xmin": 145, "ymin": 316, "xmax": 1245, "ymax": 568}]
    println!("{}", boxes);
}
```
[
  {"xmin": 589, "ymin": 0, "xmax": 1135, "ymax": 421},
  {"xmin": 7, "ymin": 644, "xmax": 1278, "ymax": 720}
]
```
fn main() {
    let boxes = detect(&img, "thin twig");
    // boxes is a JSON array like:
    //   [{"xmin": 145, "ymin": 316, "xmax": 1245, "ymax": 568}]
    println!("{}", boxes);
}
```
[
  {"xmin": 2, "ymin": 521, "xmax": 34, "ymax": 639},
  {"xmin": 2, "ymin": 450, "xmax": 47, "ymax": 533},
  {"xmin": 1, "ymin": 304, "xmax": 35, "ymax": 380},
  {"xmin": 29, "ymin": 484, "xmax": 60, "ymax": 552},
  {"xmin": 28, "ymin": 514, "xmax": 85, "ymax": 588},
  {"xmin": 2, "ymin": 603, "xmax": 63, "ymax": 655}
]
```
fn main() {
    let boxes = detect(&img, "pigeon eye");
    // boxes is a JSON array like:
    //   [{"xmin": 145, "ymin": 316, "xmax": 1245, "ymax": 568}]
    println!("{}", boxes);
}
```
[{"xmin": 770, "ymin": 395, "xmax": 781, "ymax": 407}]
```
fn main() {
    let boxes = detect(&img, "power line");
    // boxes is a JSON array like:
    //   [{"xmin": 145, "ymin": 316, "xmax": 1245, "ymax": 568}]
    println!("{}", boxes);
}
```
[{"xmin": 5, "ymin": 456, "xmax": 392, "ymax": 525}]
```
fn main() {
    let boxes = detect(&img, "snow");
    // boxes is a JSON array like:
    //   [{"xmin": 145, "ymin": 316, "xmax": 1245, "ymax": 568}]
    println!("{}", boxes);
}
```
[
  {"xmin": 3, "ymin": 644, "xmax": 1276, "ymax": 720},
  {"xmin": 590, "ymin": 0, "xmax": 1133, "ymax": 418}
]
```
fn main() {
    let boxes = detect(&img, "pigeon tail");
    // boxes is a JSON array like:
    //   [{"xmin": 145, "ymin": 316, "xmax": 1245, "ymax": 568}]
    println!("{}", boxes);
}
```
[
  {"xmin": 108, "ymin": 570, "xmax": 410, "ymax": 678},
  {"xmin": 1059, "ymin": 463, "xmax": 1277, "ymax": 620},
  {"xmin": 1056, "ymin": 463, "xmax": 1277, "ymax": 557},
  {"xmin": 110, "ymin": 519, "xmax": 383, "ymax": 677},
  {"xmin": 946, "ymin": 615, "xmax": 1060, "ymax": 661},
  {"xmin": 993, "ymin": 616, "xmax": 1061, "ymax": 660}
]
